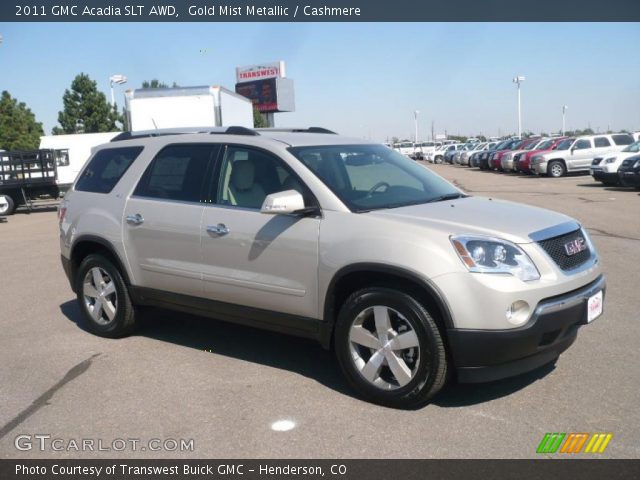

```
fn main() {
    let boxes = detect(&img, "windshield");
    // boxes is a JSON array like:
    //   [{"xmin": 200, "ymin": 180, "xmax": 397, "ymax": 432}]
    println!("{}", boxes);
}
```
[
  {"xmin": 536, "ymin": 140, "xmax": 554, "ymax": 150},
  {"xmin": 523, "ymin": 140, "xmax": 541, "ymax": 150},
  {"xmin": 555, "ymin": 138, "xmax": 575, "ymax": 150},
  {"xmin": 289, "ymin": 144, "xmax": 464, "ymax": 212},
  {"xmin": 622, "ymin": 141, "xmax": 640, "ymax": 153}
]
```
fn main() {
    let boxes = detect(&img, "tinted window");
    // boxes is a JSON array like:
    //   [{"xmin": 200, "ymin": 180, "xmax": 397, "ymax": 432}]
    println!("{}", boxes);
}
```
[
  {"xmin": 594, "ymin": 137, "xmax": 611, "ymax": 147},
  {"xmin": 612, "ymin": 134, "xmax": 633, "ymax": 146},
  {"xmin": 75, "ymin": 147, "xmax": 143, "ymax": 194},
  {"xmin": 134, "ymin": 144, "xmax": 218, "ymax": 202}
]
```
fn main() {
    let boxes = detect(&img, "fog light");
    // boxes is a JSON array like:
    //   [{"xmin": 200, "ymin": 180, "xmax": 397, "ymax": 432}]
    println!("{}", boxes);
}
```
[{"xmin": 506, "ymin": 300, "xmax": 530, "ymax": 326}]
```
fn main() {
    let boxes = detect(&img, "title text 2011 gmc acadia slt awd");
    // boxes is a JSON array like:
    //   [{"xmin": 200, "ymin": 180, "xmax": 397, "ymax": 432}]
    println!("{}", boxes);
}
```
[{"xmin": 59, "ymin": 127, "xmax": 605, "ymax": 408}]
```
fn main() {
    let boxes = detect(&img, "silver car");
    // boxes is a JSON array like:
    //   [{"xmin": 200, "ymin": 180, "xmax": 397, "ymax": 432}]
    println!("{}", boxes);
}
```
[{"xmin": 59, "ymin": 127, "xmax": 605, "ymax": 408}]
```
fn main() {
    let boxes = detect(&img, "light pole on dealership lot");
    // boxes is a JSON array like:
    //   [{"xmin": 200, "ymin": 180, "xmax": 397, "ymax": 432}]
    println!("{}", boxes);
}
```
[
  {"xmin": 414, "ymin": 110, "xmax": 420, "ymax": 142},
  {"xmin": 562, "ymin": 105, "xmax": 568, "ymax": 136},
  {"xmin": 512, "ymin": 75, "xmax": 525, "ymax": 138},
  {"xmin": 109, "ymin": 74, "xmax": 127, "ymax": 106}
]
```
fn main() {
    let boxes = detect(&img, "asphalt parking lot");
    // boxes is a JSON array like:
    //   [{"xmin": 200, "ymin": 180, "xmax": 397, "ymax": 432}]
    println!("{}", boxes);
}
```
[{"xmin": 1, "ymin": 166, "xmax": 639, "ymax": 459}]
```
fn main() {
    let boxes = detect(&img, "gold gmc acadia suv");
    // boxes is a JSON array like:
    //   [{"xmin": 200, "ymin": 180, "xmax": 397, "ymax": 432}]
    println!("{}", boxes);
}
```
[{"xmin": 59, "ymin": 127, "xmax": 605, "ymax": 408}]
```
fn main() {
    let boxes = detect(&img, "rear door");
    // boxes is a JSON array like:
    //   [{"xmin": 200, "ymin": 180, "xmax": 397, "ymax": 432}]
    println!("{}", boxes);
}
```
[
  {"xmin": 568, "ymin": 138, "xmax": 593, "ymax": 170},
  {"xmin": 200, "ymin": 145, "xmax": 321, "ymax": 319},
  {"xmin": 123, "ymin": 143, "xmax": 221, "ymax": 296}
]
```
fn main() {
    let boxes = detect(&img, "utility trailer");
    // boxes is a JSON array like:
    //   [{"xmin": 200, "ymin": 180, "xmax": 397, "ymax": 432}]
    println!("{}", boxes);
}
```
[{"xmin": 0, "ymin": 149, "xmax": 60, "ymax": 215}]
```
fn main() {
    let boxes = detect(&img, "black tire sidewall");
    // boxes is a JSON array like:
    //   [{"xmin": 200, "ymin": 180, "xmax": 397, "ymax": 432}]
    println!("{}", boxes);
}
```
[
  {"xmin": 335, "ymin": 288, "xmax": 445, "ymax": 408},
  {"xmin": 75, "ymin": 254, "xmax": 132, "ymax": 337},
  {"xmin": 0, "ymin": 195, "xmax": 15, "ymax": 215},
  {"xmin": 548, "ymin": 161, "xmax": 565, "ymax": 178}
]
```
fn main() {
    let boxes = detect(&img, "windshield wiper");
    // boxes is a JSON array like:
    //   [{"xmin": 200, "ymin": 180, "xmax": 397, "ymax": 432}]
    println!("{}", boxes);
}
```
[{"xmin": 426, "ymin": 193, "xmax": 468, "ymax": 203}]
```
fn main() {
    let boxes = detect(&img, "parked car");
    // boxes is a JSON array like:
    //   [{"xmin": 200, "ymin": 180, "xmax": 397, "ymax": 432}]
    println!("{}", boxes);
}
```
[
  {"xmin": 416, "ymin": 141, "xmax": 441, "ymax": 160},
  {"xmin": 469, "ymin": 143, "xmax": 498, "ymax": 168},
  {"xmin": 489, "ymin": 139, "xmax": 524, "ymax": 171},
  {"xmin": 58, "ymin": 126, "xmax": 605, "ymax": 408},
  {"xmin": 514, "ymin": 137, "xmax": 567, "ymax": 174},
  {"xmin": 394, "ymin": 141, "xmax": 416, "ymax": 158},
  {"xmin": 590, "ymin": 140, "xmax": 640, "ymax": 186},
  {"xmin": 444, "ymin": 144, "xmax": 465, "ymax": 164},
  {"xmin": 462, "ymin": 142, "xmax": 494, "ymax": 166},
  {"xmin": 479, "ymin": 141, "xmax": 508, "ymax": 170},
  {"xmin": 530, "ymin": 133, "xmax": 634, "ymax": 177},
  {"xmin": 502, "ymin": 138, "xmax": 548, "ymax": 172},
  {"xmin": 617, "ymin": 154, "xmax": 640, "ymax": 189}
]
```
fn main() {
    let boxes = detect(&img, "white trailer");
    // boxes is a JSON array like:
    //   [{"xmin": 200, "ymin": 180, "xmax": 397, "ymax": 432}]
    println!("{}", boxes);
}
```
[
  {"xmin": 125, "ymin": 86, "xmax": 253, "ymax": 132},
  {"xmin": 39, "ymin": 132, "xmax": 119, "ymax": 190}
]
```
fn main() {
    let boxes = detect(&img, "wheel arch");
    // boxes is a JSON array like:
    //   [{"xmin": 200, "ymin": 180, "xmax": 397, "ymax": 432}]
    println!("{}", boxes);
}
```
[
  {"xmin": 321, "ymin": 263, "xmax": 454, "ymax": 349},
  {"xmin": 69, "ymin": 235, "xmax": 132, "ymax": 293}
]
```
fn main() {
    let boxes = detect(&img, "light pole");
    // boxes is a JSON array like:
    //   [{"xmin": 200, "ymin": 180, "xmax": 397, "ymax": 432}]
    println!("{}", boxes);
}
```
[
  {"xmin": 512, "ymin": 75, "xmax": 525, "ymax": 138},
  {"xmin": 109, "ymin": 74, "xmax": 127, "ymax": 106},
  {"xmin": 562, "ymin": 105, "xmax": 568, "ymax": 136},
  {"xmin": 414, "ymin": 110, "xmax": 420, "ymax": 143}
]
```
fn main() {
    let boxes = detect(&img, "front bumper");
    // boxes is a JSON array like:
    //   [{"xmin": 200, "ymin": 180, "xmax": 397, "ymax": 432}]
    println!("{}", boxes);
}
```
[
  {"xmin": 619, "ymin": 169, "xmax": 640, "ymax": 187},
  {"xmin": 591, "ymin": 170, "xmax": 619, "ymax": 184},
  {"xmin": 531, "ymin": 162, "xmax": 548, "ymax": 175},
  {"xmin": 448, "ymin": 274, "xmax": 606, "ymax": 383}
]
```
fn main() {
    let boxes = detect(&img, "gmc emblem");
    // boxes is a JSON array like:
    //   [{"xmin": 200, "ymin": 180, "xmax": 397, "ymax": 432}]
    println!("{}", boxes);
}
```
[{"xmin": 564, "ymin": 237, "xmax": 587, "ymax": 256}]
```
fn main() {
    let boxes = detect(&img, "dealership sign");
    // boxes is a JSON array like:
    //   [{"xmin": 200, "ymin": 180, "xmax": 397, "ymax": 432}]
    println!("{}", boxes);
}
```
[{"xmin": 236, "ymin": 61, "xmax": 286, "ymax": 83}]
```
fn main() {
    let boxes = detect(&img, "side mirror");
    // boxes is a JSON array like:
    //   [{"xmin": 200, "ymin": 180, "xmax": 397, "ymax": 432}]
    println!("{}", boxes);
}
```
[{"xmin": 260, "ymin": 190, "xmax": 305, "ymax": 215}]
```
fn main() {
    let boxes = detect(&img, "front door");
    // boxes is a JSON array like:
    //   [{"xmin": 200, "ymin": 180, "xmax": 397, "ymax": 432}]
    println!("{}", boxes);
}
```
[{"xmin": 200, "ymin": 145, "xmax": 321, "ymax": 319}]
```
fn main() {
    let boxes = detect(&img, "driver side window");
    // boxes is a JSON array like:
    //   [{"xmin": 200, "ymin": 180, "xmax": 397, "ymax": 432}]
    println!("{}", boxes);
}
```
[{"xmin": 216, "ymin": 146, "xmax": 306, "ymax": 210}]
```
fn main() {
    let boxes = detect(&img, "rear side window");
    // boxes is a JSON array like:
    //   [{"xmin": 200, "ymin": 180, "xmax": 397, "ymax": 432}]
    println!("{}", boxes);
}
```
[
  {"xmin": 133, "ymin": 144, "xmax": 220, "ymax": 203},
  {"xmin": 75, "ymin": 147, "xmax": 143, "ymax": 193},
  {"xmin": 612, "ymin": 134, "xmax": 633, "ymax": 146},
  {"xmin": 594, "ymin": 137, "xmax": 611, "ymax": 147}
]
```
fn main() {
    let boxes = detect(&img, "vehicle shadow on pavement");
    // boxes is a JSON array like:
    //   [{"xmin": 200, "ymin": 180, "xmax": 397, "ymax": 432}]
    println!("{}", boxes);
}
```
[
  {"xmin": 60, "ymin": 300, "xmax": 556, "ymax": 408},
  {"xmin": 59, "ymin": 300, "xmax": 357, "ymax": 400},
  {"xmin": 433, "ymin": 361, "xmax": 556, "ymax": 408}
]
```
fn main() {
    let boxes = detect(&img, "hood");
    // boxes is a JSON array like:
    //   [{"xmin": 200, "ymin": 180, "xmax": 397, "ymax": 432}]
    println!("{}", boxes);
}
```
[{"xmin": 369, "ymin": 196, "xmax": 574, "ymax": 244}]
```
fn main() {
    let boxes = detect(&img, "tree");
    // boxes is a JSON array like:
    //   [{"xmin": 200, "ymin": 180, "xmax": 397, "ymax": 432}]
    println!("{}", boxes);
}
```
[
  {"xmin": 0, "ymin": 91, "xmax": 44, "ymax": 150},
  {"xmin": 142, "ymin": 79, "xmax": 179, "ymax": 88},
  {"xmin": 253, "ymin": 106, "xmax": 267, "ymax": 128},
  {"xmin": 53, "ymin": 73, "xmax": 120, "ymax": 134}
]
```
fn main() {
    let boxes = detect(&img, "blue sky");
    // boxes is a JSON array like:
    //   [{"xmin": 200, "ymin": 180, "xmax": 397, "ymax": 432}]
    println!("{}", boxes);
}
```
[{"xmin": 1, "ymin": 22, "xmax": 639, "ymax": 140}]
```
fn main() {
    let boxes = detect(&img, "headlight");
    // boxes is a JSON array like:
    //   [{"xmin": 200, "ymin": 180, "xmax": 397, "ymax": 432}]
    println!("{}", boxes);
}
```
[
  {"xmin": 634, "ymin": 160, "xmax": 640, "ymax": 169},
  {"xmin": 604, "ymin": 157, "xmax": 617, "ymax": 164},
  {"xmin": 451, "ymin": 235, "xmax": 541, "ymax": 282}
]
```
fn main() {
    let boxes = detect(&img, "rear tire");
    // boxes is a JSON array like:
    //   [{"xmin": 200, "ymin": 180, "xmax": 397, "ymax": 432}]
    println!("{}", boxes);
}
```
[
  {"xmin": 547, "ymin": 160, "xmax": 566, "ymax": 178},
  {"xmin": 334, "ymin": 287, "xmax": 448, "ymax": 409},
  {"xmin": 0, "ymin": 195, "xmax": 16, "ymax": 216},
  {"xmin": 75, "ymin": 254, "xmax": 137, "ymax": 338}
]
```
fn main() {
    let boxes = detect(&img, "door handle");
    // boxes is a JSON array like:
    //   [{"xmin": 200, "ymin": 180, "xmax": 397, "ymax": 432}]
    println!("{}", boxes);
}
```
[
  {"xmin": 206, "ymin": 223, "xmax": 230, "ymax": 236},
  {"xmin": 126, "ymin": 213, "xmax": 144, "ymax": 225}
]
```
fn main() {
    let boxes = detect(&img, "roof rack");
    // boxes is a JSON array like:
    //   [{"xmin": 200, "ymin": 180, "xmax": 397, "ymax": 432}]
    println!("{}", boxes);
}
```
[
  {"xmin": 110, "ymin": 126, "xmax": 337, "ymax": 142},
  {"xmin": 110, "ymin": 126, "xmax": 260, "ymax": 142},
  {"xmin": 256, "ymin": 127, "xmax": 337, "ymax": 134}
]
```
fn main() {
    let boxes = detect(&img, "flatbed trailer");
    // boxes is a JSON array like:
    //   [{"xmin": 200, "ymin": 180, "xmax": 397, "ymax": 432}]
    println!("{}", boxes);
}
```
[{"xmin": 0, "ymin": 149, "xmax": 61, "ymax": 215}]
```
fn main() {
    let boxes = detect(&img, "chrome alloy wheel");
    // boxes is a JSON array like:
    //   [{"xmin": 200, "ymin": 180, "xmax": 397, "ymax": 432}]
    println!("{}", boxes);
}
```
[
  {"xmin": 348, "ymin": 306, "xmax": 421, "ymax": 390},
  {"xmin": 82, "ymin": 267, "xmax": 118, "ymax": 325}
]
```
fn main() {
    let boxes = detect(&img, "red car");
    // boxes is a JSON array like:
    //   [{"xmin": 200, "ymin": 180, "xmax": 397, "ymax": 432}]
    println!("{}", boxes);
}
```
[
  {"xmin": 489, "ymin": 138, "xmax": 525, "ymax": 170},
  {"xmin": 515, "ymin": 137, "xmax": 568, "ymax": 173}
]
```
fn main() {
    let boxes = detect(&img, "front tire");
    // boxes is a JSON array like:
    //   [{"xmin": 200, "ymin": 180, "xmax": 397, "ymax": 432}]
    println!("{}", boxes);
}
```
[
  {"xmin": 334, "ymin": 287, "xmax": 448, "ymax": 408},
  {"xmin": 547, "ymin": 160, "xmax": 566, "ymax": 178},
  {"xmin": 75, "ymin": 254, "xmax": 137, "ymax": 338}
]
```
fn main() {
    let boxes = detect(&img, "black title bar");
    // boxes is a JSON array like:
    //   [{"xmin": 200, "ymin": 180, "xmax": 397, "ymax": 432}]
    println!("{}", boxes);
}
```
[
  {"xmin": 2, "ymin": 459, "xmax": 640, "ymax": 480},
  {"xmin": 3, "ymin": 0, "xmax": 640, "ymax": 22}
]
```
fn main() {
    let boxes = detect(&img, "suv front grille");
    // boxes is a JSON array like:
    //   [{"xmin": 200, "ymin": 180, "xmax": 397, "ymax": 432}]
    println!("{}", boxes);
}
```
[{"xmin": 537, "ymin": 229, "xmax": 591, "ymax": 271}]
